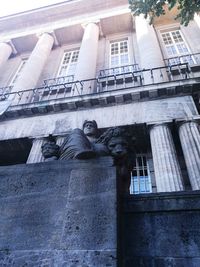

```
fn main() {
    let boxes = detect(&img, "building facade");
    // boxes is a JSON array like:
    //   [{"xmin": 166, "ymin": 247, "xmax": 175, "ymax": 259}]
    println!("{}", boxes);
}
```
[{"xmin": 0, "ymin": 0, "xmax": 200, "ymax": 266}]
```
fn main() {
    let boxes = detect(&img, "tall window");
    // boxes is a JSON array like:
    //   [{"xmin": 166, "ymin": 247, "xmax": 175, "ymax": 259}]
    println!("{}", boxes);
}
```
[
  {"xmin": 57, "ymin": 50, "xmax": 79, "ymax": 82},
  {"xmin": 10, "ymin": 59, "xmax": 27, "ymax": 86},
  {"xmin": 130, "ymin": 154, "xmax": 152, "ymax": 194},
  {"xmin": 109, "ymin": 39, "xmax": 130, "ymax": 73},
  {"xmin": 161, "ymin": 30, "xmax": 194, "ymax": 65}
]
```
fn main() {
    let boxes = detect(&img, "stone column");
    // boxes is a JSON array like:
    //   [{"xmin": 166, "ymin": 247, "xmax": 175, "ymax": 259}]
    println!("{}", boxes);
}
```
[
  {"xmin": 135, "ymin": 15, "xmax": 164, "ymax": 84},
  {"xmin": 26, "ymin": 138, "xmax": 44, "ymax": 164},
  {"xmin": 178, "ymin": 121, "xmax": 200, "ymax": 190},
  {"xmin": 56, "ymin": 136, "xmax": 66, "ymax": 146},
  {"xmin": 73, "ymin": 22, "xmax": 99, "ymax": 95},
  {"xmin": 11, "ymin": 33, "xmax": 54, "ymax": 101},
  {"xmin": 0, "ymin": 42, "xmax": 12, "ymax": 69},
  {"xmin": 150, "ymin": 124, "xmax": 184, "ymax": 192},
  {"xmin": 194, "ymin": 14, "xmax": 200, "ymax": 29}
]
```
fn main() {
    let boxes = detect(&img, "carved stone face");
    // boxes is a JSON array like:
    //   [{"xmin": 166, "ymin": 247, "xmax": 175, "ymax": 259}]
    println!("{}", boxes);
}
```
[
  {"xmin": 83, "ymin": 122, "xmax": 97, "ymax": 137},
  {"xmin": 107, "ymin": 136, "xmax": 128, "ymax": 159},
  {"xmin": 41, "ymin": 141, "xmax": 59, "ymax": 159}
]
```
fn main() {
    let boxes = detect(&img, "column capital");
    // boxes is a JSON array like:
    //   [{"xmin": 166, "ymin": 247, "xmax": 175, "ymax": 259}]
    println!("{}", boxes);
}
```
[
  {"xmin": 36, "ymin": 31, "xmax": 58, "ymax": 46},
  {"xmin": 81, "ymin": 20, "xmax": 100, "ymax": 29},
  {"xmin": 3, "ymin": 40, "xmax": 17, "ymax": 55},
  {"xmin": 175, "ymin": 116, "xmax": 200, "ymax": 128},
  {"xmin": 147, "ymin": 120, "xmax": 173, "ymax": 131}
]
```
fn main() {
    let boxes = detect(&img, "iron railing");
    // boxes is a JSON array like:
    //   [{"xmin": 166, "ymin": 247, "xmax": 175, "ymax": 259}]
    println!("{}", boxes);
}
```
[
  {"xmin": 44, "ymin": 75, "xmax": 74, "ymax": 87},
  {"xmin": 99, "ymin": 64, "xmax": 140, "ymax": 77},
  {"xmin": 164, "ymin": 52, "xmax": 200, "ymax": 67},
  {"xmin": 0, "ymin": 62, "xmax": 199, "ymax": 106}
]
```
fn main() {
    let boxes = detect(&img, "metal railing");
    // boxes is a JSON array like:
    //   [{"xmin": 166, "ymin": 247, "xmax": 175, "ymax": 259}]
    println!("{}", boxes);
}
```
[
  {"xmin": 0, "ymin": 62, "xmax": 199, "ymax": 107},
  {"xmin": 0, "ymin": 86, "xmax": 13, "ymax": 101},
  {"xmin": 44, "ymin": 75, "xmax": 74, "ymax": 87},
  {"xmin": 99, "ymin": 64, "xmax": 140, "ymax": 77},
  {"xmin": 164, "ymin": 52, "xmax": 200, "ymax": 67}
]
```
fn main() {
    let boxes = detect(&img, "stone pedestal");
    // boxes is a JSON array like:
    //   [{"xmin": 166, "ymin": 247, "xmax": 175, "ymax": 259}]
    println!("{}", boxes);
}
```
[
  {"xmin": 178, "ymin": 121, "xmax": 200, "ymax": 190},
  {"xmin": 0, "ymin": 158, "xmax": 117, "ymax": 267},
  {"xmin": 73, "ymin": 23, "xmax": 99, "ymax": 95},
  {"xmin": 11, "ymin": 33, "xmax": 54, "ymax": 103},
  {"xmin": 150, "ymin": 124, "xmax": 184, "ymax": 192},
  {"xmin": 0, "ymin": 42, "xmax": 12, "ymax": 69}
]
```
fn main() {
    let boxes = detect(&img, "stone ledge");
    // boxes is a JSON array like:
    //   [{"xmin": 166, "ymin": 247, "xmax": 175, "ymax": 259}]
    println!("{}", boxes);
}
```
[
  {"xmin": 123, "ymin": 190, "xmax": 200, "ymax": 212},
  {"xmin": 0, "ymin": 78, "xmax": 199, "ymax": 121}
]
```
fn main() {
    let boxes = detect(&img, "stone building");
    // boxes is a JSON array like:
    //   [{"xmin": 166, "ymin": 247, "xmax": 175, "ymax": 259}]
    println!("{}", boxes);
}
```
[{"xmin": 0, "ymin": 0, "xmax": 200, "ymax": 266}]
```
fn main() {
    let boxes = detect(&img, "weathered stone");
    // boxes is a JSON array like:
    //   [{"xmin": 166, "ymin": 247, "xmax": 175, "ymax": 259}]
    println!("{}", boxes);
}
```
[
  {"xmin": 121, "ymin": 191, "xmax": 200, "ymax": 267},
  {"xmin": 0, "ymin": 158, "xmax": 117, "ymax": 267}
]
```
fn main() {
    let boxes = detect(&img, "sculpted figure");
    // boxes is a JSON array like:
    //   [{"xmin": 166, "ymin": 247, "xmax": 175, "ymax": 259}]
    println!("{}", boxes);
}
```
[
  {"xmin": 59, "ymin": 120, "xmax": 108, "ymax": 160},
  {"xmin": 97, "ymin": 127, "xmax": 135, "ymax": 194},
  {"xmin": 41, "ymin": 135, "xmax": 60, "ymax": 161},
  {"xmin": 41, "ymin": 122, "xmax": 135, "ymax": 194}
]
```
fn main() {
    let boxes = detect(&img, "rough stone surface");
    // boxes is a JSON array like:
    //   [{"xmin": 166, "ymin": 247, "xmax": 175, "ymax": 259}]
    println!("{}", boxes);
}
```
[
  {"xmin": 122, "ymin": 191, "xmax": 200, "ymax": 267},
  {"xmin": 0, "ymin": 158, "xmax": 117, "ymax": 267}
]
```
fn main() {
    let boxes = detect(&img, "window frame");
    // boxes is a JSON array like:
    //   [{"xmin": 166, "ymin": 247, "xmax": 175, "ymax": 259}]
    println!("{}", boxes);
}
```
[
  {"xmin": 109, "ymin": 38, "xmax": 130, "ymax": 69},
  {"xmin": 105, "ymin": 33, "xmax": 135, "ymax": 71},
  {"xmin": 9, "ymin": 58, "xmax": 28, "ymax": 87},
  {"xmin": 57, "ymin": 49, "xmax": 79, "ymax": 80},
  {"xmin": 158, "ymin": 27, "xmax": 195, "ymax": 65},
  {"xmin": 130, "ymin": 154, "xmax": 152, "ymax": 195}
]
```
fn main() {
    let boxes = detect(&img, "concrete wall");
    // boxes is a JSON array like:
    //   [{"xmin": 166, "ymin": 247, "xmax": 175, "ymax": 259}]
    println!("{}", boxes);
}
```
[
  {"xmin": 0, "ymin": 158, "xmax": 117, "ymax": 267},
  {"xmin": 121, "ymin": 191, "xmax": 200, "ymax": 267}
]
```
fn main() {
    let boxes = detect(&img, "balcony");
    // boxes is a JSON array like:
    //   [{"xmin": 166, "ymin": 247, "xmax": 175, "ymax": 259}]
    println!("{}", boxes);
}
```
[{"xmin": 0, "ymin": 54, "xmax": 199, "ymax": 118}]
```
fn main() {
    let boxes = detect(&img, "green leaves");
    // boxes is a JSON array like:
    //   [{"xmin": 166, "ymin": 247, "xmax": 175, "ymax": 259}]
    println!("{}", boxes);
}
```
[{"xmin": 129, "ymin": 0, "xmax": 200, "ymax": 26}]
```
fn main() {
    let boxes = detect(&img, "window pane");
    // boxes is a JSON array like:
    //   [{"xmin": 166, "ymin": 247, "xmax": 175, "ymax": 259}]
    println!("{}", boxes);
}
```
[
  {"xmin": 58, "ymin": 49, "xmax": 79, "ymax": 77},
  {"xmin": 110, "ymin": 39, "xmax": 129, "ymax": 68},
  {"xmin": 130, "ymin": 154, "xmax": 152, "ymax": 194},
  {"xmin": 120, "ymin": 54, "xmax": 129, "ymax": 65},
  {"xmin": 162, "ymin": 30, "xmax": 192, "ymax": 64},
  {"xmin": 10, "ymin": 59, "xmax": 27, "ymax": 86}
]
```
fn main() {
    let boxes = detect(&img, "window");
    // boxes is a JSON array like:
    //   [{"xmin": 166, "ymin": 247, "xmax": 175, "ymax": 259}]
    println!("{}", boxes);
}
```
[
  {"xmin": 109, "ymin": 39, "xmax": 130, "ymax": 74},
  {"xmin": 57, "ymin": 50, "xmax": 79, "ymax": 82},
  {"xmin": 130, "ymin": 154, "xmax": 152, "ymax": 194},
  {"xmin": 10, "ymin": 59, "xmax": 27, "ymax": 86},
  {"xmin": 161, "ymin": 30, "xmax": 194, "ymax": 65}
]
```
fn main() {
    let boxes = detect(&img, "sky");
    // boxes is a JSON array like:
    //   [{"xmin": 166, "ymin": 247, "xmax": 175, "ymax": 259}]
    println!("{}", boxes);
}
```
[{"xmin": 0, "ymin": 0, "xmax": 68, "ymax": 17}]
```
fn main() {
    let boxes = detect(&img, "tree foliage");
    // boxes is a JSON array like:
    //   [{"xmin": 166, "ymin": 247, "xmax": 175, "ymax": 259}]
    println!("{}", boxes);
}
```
[{"xmin": 129, "ymin": 0, "xmax": 200, "ymax": 26}]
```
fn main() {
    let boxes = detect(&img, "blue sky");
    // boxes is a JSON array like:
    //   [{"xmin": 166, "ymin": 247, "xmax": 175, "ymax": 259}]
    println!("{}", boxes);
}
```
[{"xmin": 0, "ymin": 0, "xmax": 67, "ymax": 17}]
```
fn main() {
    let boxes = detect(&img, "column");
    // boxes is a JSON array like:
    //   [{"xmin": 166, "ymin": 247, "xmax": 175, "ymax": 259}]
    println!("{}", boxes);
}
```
[
  {"xmin": 150, "ymin": 124, "xmax": 184, "ymax": 192},
  {"xmin": 178, "ymin": 121, "xmax": 200, "ymax": 190},
  {"xmin": 194, "ymin": 14, "xmax": 200, "ymax": 29},
  {"xmin": 73, "ymin": 22, "xmax": 99, "ymax": 95},
  {"xmin": 12, "ymin": 33, "xmax": 54, "ymax": 96},
  {"xmin": 0, "ymin": 42, "xmax": 12, "ymax": 69},
  {"xmin": 56, "ymin": 136, "xmax": 66, "ymax": 146},
  {"xmin": 26, "ymin": 138, "xmax": 44, "ymax": 164},
  {"xmin": 135, "ymin": 15, "xmax": 164, "ymax": 84}
]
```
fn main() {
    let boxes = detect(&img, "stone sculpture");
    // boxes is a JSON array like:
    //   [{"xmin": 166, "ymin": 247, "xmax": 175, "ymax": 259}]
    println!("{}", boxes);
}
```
[
  {"xmin": 41, "ymin": 135, "xmax": 60, "ymax": 161},
  {"xmin": 59, "ymin": 120, "xmax": 108, "ymax": 159},
  {"xmin": 41, "ymin": 122, "xmax": 135, "ymax": 194},
  {"xmin": 96, "ymin": 127, "xmax": 135, "ymax": 194}
]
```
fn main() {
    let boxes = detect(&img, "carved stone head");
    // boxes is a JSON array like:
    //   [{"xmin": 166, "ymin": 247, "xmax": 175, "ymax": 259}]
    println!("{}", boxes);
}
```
[
  {"xmin": 83, "ymin": 120, "xmax": 98, "ymax": 137},
  {"xmin": 41, "ymin": 135, "xmax": 59, "ymax": 160},
  {"xmin": 97, "ymin": 127, "xmax": 130, "ymax": 159}
]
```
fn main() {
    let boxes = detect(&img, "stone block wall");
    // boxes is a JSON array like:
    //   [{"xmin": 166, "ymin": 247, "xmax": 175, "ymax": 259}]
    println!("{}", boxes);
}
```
[
  {"xmin": 0, "ymin": 158, "xmax": 117, "ymax": 267},
  {"xmin": 121, "ymin": 191, "xmax": 200, "ymax": 267}
]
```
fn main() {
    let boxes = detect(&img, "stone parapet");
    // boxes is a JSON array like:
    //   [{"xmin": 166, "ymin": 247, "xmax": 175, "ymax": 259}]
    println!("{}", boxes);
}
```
[{"xmin": 0, "ymin": 158, "xmax": 117, "ymax": 267}]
